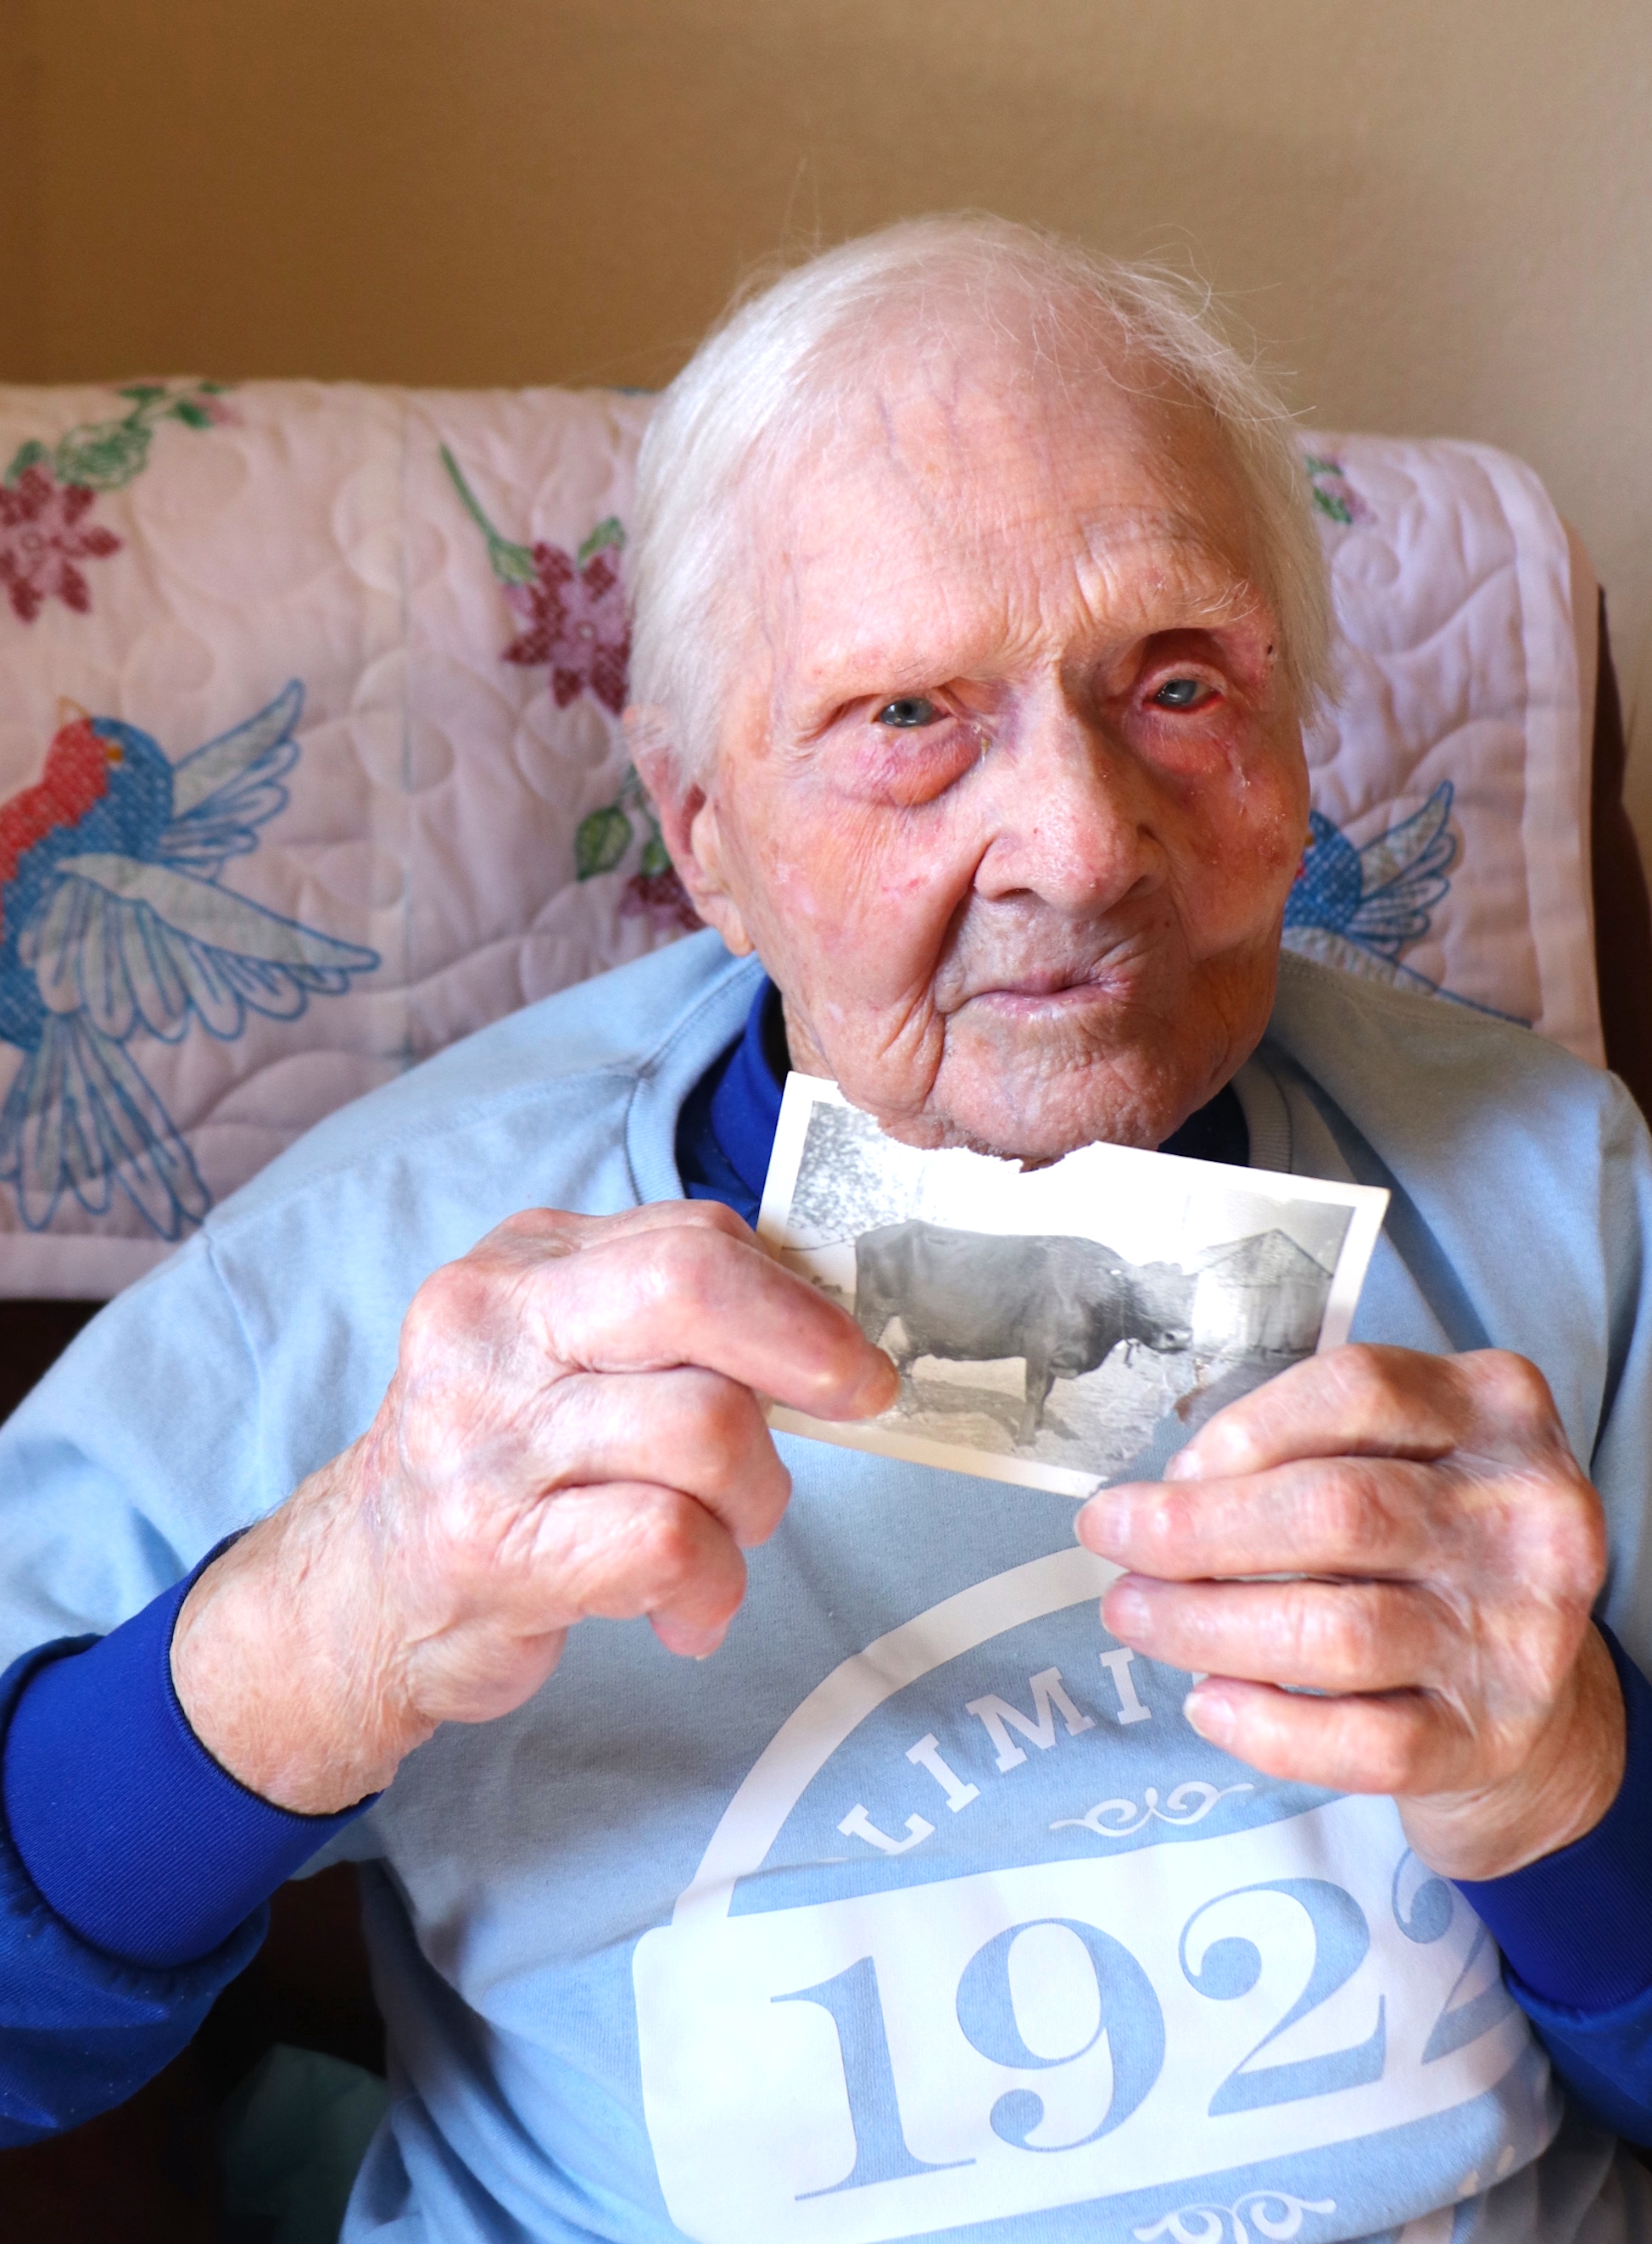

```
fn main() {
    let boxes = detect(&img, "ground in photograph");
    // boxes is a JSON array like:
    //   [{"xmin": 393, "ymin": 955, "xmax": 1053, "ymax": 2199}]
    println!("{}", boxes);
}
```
[{"xmin": 889, "ymin": 1342, "xmax": 1310, "ymax": 1474}]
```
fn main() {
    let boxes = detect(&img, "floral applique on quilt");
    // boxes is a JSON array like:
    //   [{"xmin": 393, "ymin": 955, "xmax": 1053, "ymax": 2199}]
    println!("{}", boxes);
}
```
[
  {"xmin": 441, "ymin": 445, "xmax": 700, "ymax": 931},
  {"xmin": 441, "ymin": 445, "xmax": 629, "ymax": 709},
  {"xmin": 1, "ymin": 382, "xmax": 236, "ymax": 623},
  {"xmin": 574, "ymin": 762, "xmax": 700, "ymax": 933},
  {"xmin": 1282, "ymin": 780, "xmax": 1524, "ymax": 1021},
  {"xmin": 0, "ymin": 682, "xmax": 378, "ymax": 1239},
  {"xmin": 1303, "ymin": 453, "xmax": 1374, "ymax": 528}
]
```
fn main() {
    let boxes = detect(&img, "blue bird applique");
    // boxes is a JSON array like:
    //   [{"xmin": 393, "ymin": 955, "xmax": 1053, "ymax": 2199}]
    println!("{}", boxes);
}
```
[
  {"xmin": 0, "ymin": 680, "xmax": 379, "ymax": 1239},
  {"xmin": 1281, "ymin": 779, "xmax": 1524, "ymax": 1022}
]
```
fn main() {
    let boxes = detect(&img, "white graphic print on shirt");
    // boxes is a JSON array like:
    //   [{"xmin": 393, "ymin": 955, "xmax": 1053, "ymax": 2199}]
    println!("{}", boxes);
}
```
[{"xmin": 633, "ymin": 1550, "xmax": 1558, "ymax": 2244}]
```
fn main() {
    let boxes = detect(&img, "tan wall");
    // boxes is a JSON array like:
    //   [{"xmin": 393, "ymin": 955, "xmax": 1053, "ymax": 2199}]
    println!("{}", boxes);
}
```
[{"xmin": 3, "ymin": 0, "xmax": 1650, "ymax": 846}]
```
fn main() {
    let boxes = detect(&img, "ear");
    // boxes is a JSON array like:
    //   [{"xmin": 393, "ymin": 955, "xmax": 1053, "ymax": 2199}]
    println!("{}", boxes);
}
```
[{"xmin": 624, "ymin": 705, "xmax": 755, "ymax": 957}]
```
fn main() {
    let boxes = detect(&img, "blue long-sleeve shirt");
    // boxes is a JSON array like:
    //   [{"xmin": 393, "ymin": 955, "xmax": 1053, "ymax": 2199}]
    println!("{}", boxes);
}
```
[
  {"xmin": 0, "ymin": 1556, "xmax": 360, "ymax": 2141},
  {"xmin": 5, "ymin": 975, "xmax": 1652, "ymax": 2146},
  {"xmin": 2, "ymin": 937, "xmax": 1650, "ymax": 2240}
]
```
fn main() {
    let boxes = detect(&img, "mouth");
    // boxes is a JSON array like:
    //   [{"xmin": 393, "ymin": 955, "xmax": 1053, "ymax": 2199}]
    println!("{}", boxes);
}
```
[
  {"xmin": 933, "ymin": 907, "xmax": 1181, "ymax": 1037},
  {"xmin": 976, "ymin": 965, "xmax": 1095, "ymax": 996},
  {"xmin": 956, "ymin": 958, "xmax": 1153, "ymax": 1018},
  {"xmin": 966, "ymin": 981, "xmax": 1106, "ymax": 1017}
]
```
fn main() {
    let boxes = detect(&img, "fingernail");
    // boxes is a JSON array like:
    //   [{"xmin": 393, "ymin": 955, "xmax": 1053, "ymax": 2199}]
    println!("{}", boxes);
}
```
[
  {"xmin": 1107, "ymin": 1581, "xmax": 1150, "ymax": 1635},
  {"xmin": 1084, "ymin": 1494, "xmax": 1130, "ymax": 1550},
  {"xmin": 1183, "ymin": 1687, "xmax": 1233, "ymax": 1744},
  {"xmin": 853, "ymin": 1353, "xmax": 901, "ymax": 1415},
  {"xmin": 1164, "ymin": 1446, "xmax": 1202, "ymax": 1481}
]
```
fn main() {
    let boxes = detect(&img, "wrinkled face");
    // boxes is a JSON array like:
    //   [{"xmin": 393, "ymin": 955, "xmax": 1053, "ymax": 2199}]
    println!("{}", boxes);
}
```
[{"xmin": 644, "ymin": 340, "xmax": 1311, "ymax": 1160}]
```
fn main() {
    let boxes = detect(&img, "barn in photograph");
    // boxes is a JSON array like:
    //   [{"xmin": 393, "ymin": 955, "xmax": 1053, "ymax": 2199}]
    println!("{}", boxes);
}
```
[{"xmin": 1192, "ymin": 1231, "xmax": 1334, "ymax": 1357}]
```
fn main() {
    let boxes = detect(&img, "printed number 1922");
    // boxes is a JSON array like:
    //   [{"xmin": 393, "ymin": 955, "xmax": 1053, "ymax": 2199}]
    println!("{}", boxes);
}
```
[{"xmin": 779, "ymin": 1878, "xmax": 1389, "ymax": 2192}]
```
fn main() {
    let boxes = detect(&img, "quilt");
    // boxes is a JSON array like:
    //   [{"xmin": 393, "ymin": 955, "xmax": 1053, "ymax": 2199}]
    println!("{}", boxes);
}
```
[{"xmin": 0, "ymin": 383, "xmax": 1599, "ymax": 1296}]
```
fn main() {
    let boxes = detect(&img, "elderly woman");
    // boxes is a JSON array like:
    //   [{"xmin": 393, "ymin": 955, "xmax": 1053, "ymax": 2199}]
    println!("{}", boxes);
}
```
[{"xmin": 3, "ymin": 219, "xmax": 1650, "ymax": 2243}]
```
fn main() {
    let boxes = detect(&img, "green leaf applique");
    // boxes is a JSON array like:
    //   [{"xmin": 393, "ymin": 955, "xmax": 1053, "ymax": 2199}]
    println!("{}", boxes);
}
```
[
  {"xmin": 575, "ymin": 803, "xmax": 635, "ymax": 879},
  {"xmin": 1303, "ymin": 453, "xmax": 1370, "ymax": 528},
  {"xmin": 55, "ymin": 420, "xmax": 154, "ymax": 491},
  {"xmin": 49, "ymin": 381, "xmax": 232, "ymax": 492},
  {"xmin": 439, "ymin": 446, "xmax": 539, "ymax": 587},
  {"xmin": 4, "ymin": 440, "xmax": 50, "ymax": 485},
  {"xmin": 577, "ymin": 516, "xmax": 626, "ymax": 567}
]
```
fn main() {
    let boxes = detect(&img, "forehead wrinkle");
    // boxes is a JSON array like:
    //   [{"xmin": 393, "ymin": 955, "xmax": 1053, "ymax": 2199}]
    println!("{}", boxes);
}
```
[
  {"xmin": 815, "ymin": 329, "xmax": 1113, "ymax": 527},
  {"xmin": 774, "ymin": 519, "xmax": 1262, "ymax": 718},
  {"xmin": 736, "ymin": 355, "xmax": 1269, "ymax": 739},
  {"xmin": 793, "ymin": 405, "xmax": 1253, "ymax": 610},
  {"xmin": 1069, "ymin": 516, "xmax": 1269, "ymax": 636}
]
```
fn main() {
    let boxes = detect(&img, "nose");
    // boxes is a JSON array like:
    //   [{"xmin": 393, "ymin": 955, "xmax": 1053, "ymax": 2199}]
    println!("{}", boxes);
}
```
[{"xmin": 970, "ymin": 686, "xmax": 1158, "ymax": 915}]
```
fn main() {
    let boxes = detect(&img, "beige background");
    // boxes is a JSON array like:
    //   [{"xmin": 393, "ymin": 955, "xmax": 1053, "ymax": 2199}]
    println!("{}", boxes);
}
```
[{"xmin": 2, "ymin": 0, "xmax": 1649, "ymax": 847}]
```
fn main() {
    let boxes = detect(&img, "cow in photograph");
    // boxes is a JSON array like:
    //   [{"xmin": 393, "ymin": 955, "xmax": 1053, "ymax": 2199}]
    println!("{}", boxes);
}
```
[{"xmin": 852, "ymin": 1219, "xmax": 1195, "ymax": 1444}]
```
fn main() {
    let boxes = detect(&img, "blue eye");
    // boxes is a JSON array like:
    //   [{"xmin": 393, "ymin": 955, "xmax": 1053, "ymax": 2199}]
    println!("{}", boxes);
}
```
[
  {"xmin": 874, "ymin": 697, "xmax": 940, "ymax": 728},
  {"xmin": 1152, "ymin": 677, "xmax": 1206, "ymax": 709}
]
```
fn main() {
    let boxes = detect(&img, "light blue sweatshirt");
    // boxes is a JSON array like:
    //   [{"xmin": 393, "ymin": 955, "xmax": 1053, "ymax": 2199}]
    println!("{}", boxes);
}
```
[{"xmin": 3, "ymin": 929, "xmax": 1652, "ymax": 2243}]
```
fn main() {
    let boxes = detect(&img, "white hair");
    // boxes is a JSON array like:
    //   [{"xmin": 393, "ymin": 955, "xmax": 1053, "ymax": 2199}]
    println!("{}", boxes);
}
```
[{"xmin": 627, "ymin": 215, "xmax": 1331, "ymax": 781}]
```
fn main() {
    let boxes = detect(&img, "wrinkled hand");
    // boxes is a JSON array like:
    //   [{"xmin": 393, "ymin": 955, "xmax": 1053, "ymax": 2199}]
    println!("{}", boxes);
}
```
[
  {"xmin": 1076, "ymin": 1345, "xmax": 1624, "ymax": 1880},
  {"xmin": 172, "ymin": 1202, "xmax": 897, "ymax": 1814}
]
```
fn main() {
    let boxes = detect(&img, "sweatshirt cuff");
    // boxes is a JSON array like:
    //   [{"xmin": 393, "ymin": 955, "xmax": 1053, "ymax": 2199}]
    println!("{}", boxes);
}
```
[
  {"xmin": 1454, "ymin": 1622, "xmax": 1652, "ymax": 2016},
  {"xmin": 1, "ymin": 1540, "xmax": 375, "ymax": 1970}
]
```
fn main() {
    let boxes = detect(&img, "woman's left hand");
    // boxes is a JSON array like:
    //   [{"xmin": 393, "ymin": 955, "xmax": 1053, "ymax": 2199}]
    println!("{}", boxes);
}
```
[{"xmin": 1078, "ymin": 1343, "xmax": 1624, "ymax": 1879}]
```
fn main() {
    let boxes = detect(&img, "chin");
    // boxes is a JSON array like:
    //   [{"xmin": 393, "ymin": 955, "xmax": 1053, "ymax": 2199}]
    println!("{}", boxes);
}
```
[
  {"xmin": 918, "ymin": 1059, "xmax": 1196, "ymax": 1164},
  {"xmin": 910, "ymin": 1001, "xmax": 1219, "ymax": 1157}
]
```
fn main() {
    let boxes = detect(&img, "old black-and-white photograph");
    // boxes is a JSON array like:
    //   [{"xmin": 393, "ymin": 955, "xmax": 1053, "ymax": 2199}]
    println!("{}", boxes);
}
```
[{"xmin": 758, "ymin": 1076, "xmax": 1389, "ymax": 1498}]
